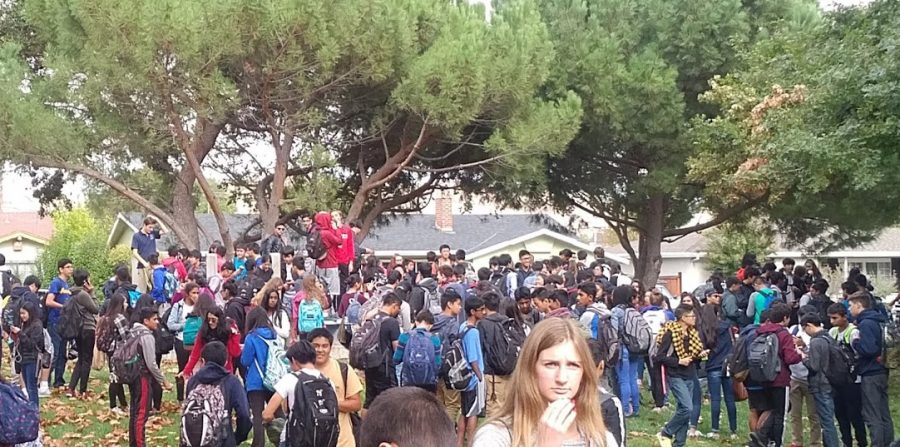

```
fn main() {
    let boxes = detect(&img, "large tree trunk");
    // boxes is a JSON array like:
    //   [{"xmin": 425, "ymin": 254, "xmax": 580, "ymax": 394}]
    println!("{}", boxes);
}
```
[
  {"xmin": 256, "ymin": 132, "xmax": 293, "ymax": 235},
  {"xmin": 171, "ymin": 165, "xmax": 201, "ymax": 250},
  {"xmin": 635, "ymin": 194, "xmax": 665, "ymax": 288}
]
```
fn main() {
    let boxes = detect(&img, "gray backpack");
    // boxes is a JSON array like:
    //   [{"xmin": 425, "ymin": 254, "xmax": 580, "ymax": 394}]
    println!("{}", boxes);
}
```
[{"xmin": 748, "ymin": 331, "xmax": 782, "ymax": 383}]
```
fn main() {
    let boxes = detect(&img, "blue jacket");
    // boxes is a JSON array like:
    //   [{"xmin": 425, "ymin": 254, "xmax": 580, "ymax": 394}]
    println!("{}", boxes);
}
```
[
  {"xmin": 852, "ymin": 309, "xmax": 887, "ymax": 376},
  {"xmin": 240, "ymin": 327, "xmax": 276, "ymax": 391},
  {"xmin": 704, "ymin": 319, "xmax": 733, "ymax": 371},
  {"xmin": 186, "ymin": 363, "xmax": 252, "ymax": 447},
  {"xmin": 150, "ymin": 266, "xmax": 168, "ymax": 303}
]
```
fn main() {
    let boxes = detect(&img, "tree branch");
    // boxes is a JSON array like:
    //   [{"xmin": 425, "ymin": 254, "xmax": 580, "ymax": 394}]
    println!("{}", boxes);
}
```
[{"xmin": 661, "ymin": 194, "xmax": 768, "ymax": 238}]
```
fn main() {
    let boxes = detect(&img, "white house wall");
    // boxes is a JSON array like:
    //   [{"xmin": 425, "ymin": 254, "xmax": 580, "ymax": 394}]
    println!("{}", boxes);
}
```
[{"xmin": 0, "ymin": 239, "xmax": 45, "ymax": 277}]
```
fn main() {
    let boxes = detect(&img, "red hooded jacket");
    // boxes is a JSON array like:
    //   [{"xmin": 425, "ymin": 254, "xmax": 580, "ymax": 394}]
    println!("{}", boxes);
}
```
[
  {"xmin": 314, "ymin": 212, "xmax": 343, "ymax": 269},
  {"xmin": 336, "ymin": 224, "xmax": 355, "ymax": 265},
  {"xmin": 755, "ymin": 322, "xmax": 803, "ymax": 388}
]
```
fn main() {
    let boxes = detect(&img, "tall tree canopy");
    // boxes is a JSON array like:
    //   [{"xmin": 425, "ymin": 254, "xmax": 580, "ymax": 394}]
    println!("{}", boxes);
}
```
[{"xmin": 0, "ymin": 0, "xmax": 581, "ymax": 251}]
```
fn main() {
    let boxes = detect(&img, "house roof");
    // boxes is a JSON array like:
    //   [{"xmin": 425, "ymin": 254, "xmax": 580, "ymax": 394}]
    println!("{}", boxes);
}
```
[
  {"xmin": 609, "ymin": 226, "xmax": 900, "ymax": 259},
  {"xmin": 0, "ymin": 213, "xmax": 53, "ymax": 243},
  {"xmin": 362, "ymin": 214, "xmax": 574, "ymax": 253}
]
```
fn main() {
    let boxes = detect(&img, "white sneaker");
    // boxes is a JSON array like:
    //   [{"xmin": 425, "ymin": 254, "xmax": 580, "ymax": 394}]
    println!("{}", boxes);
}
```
[
  {"xmin": 38, "ymin": 385, "xmax": 51, "ymax": 397},
  {"xmin": 651, "ymin": 406, "xmax": 665, "ymax": 413},
  {"xmin": 111, "ymin": 407, "xmax": 127, "ymax": 417},
  {"xmin": 706, "ymin": 432, "xmax": 720, "ymax": 439},
  {"xmin": 688, "ymin": 428, "xmax": 704, "ymax": 438}
]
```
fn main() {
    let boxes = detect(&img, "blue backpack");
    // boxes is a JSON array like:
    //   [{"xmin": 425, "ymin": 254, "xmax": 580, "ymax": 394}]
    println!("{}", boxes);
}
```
[
  {"xmin": 127, "ymin": 289, "xmax": 142, "ymax": 309},
  {"xmin": 0, "ymin": 381, "xmax": 40, "ymax": 444},
  {"xmin": 298, "ymin": 300, "xmax": 322, "ymax": 333},
  {"xmin": 346, "ymin": 293, "xmax": 362, "ymax": 325},
  {"xmin": 163, "ymin": 272, "xmax": 178, "ymax": 301},
  {"xmin": 401, "ymin": 330, "xmax": 437, "ymax": 386}
]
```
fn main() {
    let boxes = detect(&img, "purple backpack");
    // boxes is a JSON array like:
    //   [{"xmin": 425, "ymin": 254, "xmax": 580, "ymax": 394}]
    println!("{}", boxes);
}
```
[{"xmin": 0, "ymin": 382, "xmax": 40, "ymax": 444}]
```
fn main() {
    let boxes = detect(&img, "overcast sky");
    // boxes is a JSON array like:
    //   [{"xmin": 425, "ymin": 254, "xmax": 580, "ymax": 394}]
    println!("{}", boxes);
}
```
[{"xmin": 0, "ymin": 0, "xmax": 874, "ymax": 213}]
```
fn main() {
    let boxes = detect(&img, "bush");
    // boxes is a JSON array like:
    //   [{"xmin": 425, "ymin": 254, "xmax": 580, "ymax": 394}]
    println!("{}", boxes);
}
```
[{"xmin": 37, "ymin": 209, "xmax": 126, "ymax": 290}]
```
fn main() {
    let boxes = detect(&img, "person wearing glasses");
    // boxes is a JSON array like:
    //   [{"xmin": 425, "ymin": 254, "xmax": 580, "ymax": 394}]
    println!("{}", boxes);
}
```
[{"xmin": 260, "ymin": 223, "xmax": 287, "ymax": 260}]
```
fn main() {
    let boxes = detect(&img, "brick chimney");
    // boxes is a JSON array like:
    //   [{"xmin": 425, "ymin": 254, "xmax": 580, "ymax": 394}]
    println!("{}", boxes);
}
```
[{"xmin": 435, "ymin": 192, "xmax": 454, "ymax": 233}]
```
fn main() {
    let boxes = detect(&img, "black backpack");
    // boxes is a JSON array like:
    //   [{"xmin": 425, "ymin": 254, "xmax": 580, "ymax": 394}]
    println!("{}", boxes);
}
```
[
  {"xmin": 306, "ymin": 227, "xmax": 327, "ymax": 261},
  {"xmin": 820, "ymin": 335, "xmax": 853, "ymax": 386},
  {"xmin": 57, "ymin": 296, "xmax": 81, "ymax": 340},
  {"xmin": 1, "ymin": 271, "xmax": 20, "ymax": 297},
  {"xmin": 287, "ymin": 372, "xmax": 339, "ymax": 447},
  {"xmin": 810, "ymin": 295, "xmax": 833, "ymax": 329},
  {"xmin": 478, "ymin": 316, "xmax": 523, "ymax": 376},
  {"xmin": 748, "ymin": 330, "xmax": 782, "ymax": 383}
]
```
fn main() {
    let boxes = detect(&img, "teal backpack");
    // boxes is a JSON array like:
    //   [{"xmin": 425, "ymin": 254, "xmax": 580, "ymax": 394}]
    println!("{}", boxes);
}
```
[{"xmin": 183, "ymin": 315, "xmax": 203, "ymax": 345}]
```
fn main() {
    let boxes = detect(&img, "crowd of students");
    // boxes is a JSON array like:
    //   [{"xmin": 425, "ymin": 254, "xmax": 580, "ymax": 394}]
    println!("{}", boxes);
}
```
[{"xmin": 2, "ymin": 214, "xmax": 900, "ymax": 447}]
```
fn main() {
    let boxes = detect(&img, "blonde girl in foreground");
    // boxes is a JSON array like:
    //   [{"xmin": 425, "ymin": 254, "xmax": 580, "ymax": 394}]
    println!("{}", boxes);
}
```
[{"xmin": 473, "ymin": 318, "xmax": 619, "ymax": 447}]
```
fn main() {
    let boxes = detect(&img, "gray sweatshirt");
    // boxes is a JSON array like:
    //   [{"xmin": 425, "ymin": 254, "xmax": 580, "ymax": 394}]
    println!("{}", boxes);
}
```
[
  {"xmin": 802, "ymin": 330, "xmax": 832, "ymax": 394},
  {"xmin": 132, "ymin": 323, "xmax": 166, "ymax": 384}
]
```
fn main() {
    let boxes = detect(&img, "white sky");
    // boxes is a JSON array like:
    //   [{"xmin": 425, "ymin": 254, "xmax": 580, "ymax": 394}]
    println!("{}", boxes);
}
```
[{"xmin": 0, "ymin": 0, "xmax": 871, "ymax": 213}]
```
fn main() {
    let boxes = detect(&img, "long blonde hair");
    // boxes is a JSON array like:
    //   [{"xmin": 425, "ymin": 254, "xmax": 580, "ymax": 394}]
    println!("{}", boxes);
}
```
[
  {"xmin": 489, "ymin": 318, "xmax": 607, "ymax": 446},
  {"xmin": 301, "ymin": 274, "xmax": 326, "ymax": 307},
  {"xmin": 251, "ymin": 277, "xmax": 284, "ymax": 307}
]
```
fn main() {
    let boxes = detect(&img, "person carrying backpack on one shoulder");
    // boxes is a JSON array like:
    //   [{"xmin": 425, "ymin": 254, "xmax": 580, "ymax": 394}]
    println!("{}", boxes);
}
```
[
  {"xmin": 610, "ymin": 285, "xmax": 648, "ymax": 418},
  {"xmin": 848, "ymin": 292, "xmax": 895, "ymax": 447},
  {"xmin": 475, "ymin": 291, "xmax": 521, "ymax": 419},
  {"xmin": 432, "ymin": 290, "xmax": 463, "ymax": 423},
  {"xmin": 796, "ymin": 313, "xmax": 840, "ymax": 447},
  {"xmin": 393, "ymin": 310, "xmax": 442, "ymax": 393},
  {"xmin": 182, "ymin": 340, "xmax": 251, "ymax": 447},
  {"xmin": 746, "ymin": 303, "xmax": 801, "ymax": 447},
  {"xmin": 827, "ymin": 303, "xmax": 868, "ymax": 447},
  {"xmin": 124, "ymin": 308, "xmax": 172, "ymax": 447},
  {"xmin": 241, "ymin": 307, "xmax": 279, "ymax": 447}
]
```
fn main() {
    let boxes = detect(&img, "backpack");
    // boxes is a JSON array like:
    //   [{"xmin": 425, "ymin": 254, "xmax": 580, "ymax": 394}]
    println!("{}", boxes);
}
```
[
  {"xmin": 57, "ymin": 296, "xmax": 81, "ymax": 340},
  {"xmin": 0, "ymin": 381, "xmax": 40, "ymax": 445},
  {"xmin": 759, "ymin": 289, "xmax": 778, "ymax": 313},
  {"xmin": 810, "ymin": 295, "xmax": 833, "ymax": 329},
  {"xmin": 127, "ymin": 289, "xmax": 143, "ymax": 309},
  {"xmin": 164, "ymin": 272, "xmax": 178, "ymax": 301},
  {"xmin": 298, "ymin": 300, "xmax": 322, "ymax": 333},
  {"xmin": 882, "ymin": 319, "xmax": 900, "ymax": 370},
  {"xmin": 441, "ymin": 326, "xmax": 474, "ymax": 391},
  {"xmin": 96, "ymin": 316, "xmax": 117, "ymax": 353},
  {"xmin": 729, "ymin": 325, "xmax": 758, "ymax": 382},
  {"xmin": 306, "ymin": 227, "xmax": 328, "ymax": 262},
  {"xmin": 180, "ymin": 379, "xmax": 229, "ymax": 447},
  {"xmin": 424, "ymin": 287, "xmax": 441, "ymax": 315},
  {"xmin": 585, "ymin": 309, "xmax": 620, "ymax": 365},
  {"xmin": 821, "ymin": 335, "xmax": 853, "ymax": 387},
  {"xmin": 401, "ymin": 330, "xmax": 438, "ymax": 386},
  {"xmin": 619, "ymin": 306, "xmax": 653, "ymax": 355},
  {"xmin": 111, "ymin": 331, "xmax": 146, "ymax": 384},
  {"xmin": 254, "ymin": 336, "xmax": 291, "ymax": 391},
  {"xmin": 287, "ymin": 372, "xmax": 340, "ymax": 447},
  {"xmin": 479, "ymin": 316, "xmax": 523, "ymax": 376},
  {"xmin": 345, "ymin": 293, "xmax": 362, "ymax": 325},
  {"xmin": 183, "ymin": 315, "xmax": 203, "ymax": 345},
  {"xmin": 488, "ymin": 273, "xmax": 505, "ymax": 293},
  {"xmin": 748, "ymin": 330, "xmax": 782, "ymax": 383},
  {"xmin": 349, "ymin": 313, "xmax": 386, "ymax": 370},
  {"xmin": 155, "ymin": 325, "xmax": 176, "ymax": 356}
]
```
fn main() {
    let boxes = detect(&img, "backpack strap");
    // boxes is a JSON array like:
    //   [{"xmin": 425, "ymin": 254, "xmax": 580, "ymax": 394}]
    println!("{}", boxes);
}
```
[{"xmin": 339, "ymin": 361, "xmax": 348, "ymax": 399}]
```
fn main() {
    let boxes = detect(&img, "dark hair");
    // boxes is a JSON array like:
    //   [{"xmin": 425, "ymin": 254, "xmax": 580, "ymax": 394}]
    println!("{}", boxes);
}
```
[
  {"xmin": 221, "ymin": 261, "xmax": 235, "ymax": 272},
  {"xmin": 143, "ymin": 217, "xmax": 158, "ymax": 226},
  {"xmin": 57, "ymin": 258, "xmax": 73, "ymax": 271},
  {"xmin": 488, "ymin": 256, "xmax": 499, "ymax": 267},
  {"xmin": 426, "ymin": 251, "xmax": 437, "ymax": 262},
  {"xmin": 381, "ymin": 292, "xmax": 402, "ymax": 307},
  {"xmin": 129, "ymin": 294, "xmax": 157, "ymax": 325},
  {"xmin": 281, "ymin": 246, "xmax": 295, "ymax": 256},
  {"xmin": 769, "ymin": 271, "xmax": 786, "ymax": 286},
  {"xmin": 387, "ymin": 270, "xmax": 402, "ymax": 285},
  {"xmin": 760, "ymin": 308, "xmax": 772, "ymax": 323},
  {"xmin": 477, "ymin": 267, "xmax": 491, "ymax": 281},
  {"xmin": 115, "ymin": 266, "xmax": 131, "ymax": 283},
  {"xmin": 359, "ymin": 387, "xmax": 456, "ymax": 447},
  {"xmin": 437, "ymin": 265, "xmax": 453, "ymax": 280},
  {"xmin": 349, "ymin": 220, "xmax": 362, "ymax": 229},
  {"xmin": 452, "ymin": 264, "xmax": 466, "ymax": 279},
  {"xmin": 73, "ymin": 268, "xmax": 90, "ymax": 287},
  {"xmin": 19, "ymin": 301, "xmax": 39, "ymax": 328},
  {"xmin": 812, "ymin": 279, "xmax": 829, "ymax": 294},
  {"xmin": 587, "ymin": 338, "xmax": 607, "ymax": 368},
  {"xmin": 744, "ymin": 267, "xmax": 761, "ymax": 279},
  {"xmin": 674, "ymin": 304, "xmax": 695, "ymax": 320},
  {"xmin": 841, "ymin": 281, "xmax": 859, "ymax": 295},
  {"xmin": 768, "ymin": 302, "xmax": 792, "ymax": 323},
  {"xmin": 347, "ymin": 274, "xmax": 362, "ymax": 288},
  {"xmin": 465, "ymin": 296, "xmax": 485, "ymax": 318},
  {"xmin": 105, "ymin": 294, "xmax": 127, "ymax": 320},
  {"xmin": 725, "ymin": 276, "xmax": 741, "ymax": 288},
  {"xmin": 482, "ymin": 291, "xmax": 501, "ymax": 312},
  {"xmin": 440, "ymin": 290, "xmax": 461, "ymax": 310},
  {"xmin": 199, "ymin": 307, "xmax": 232, "ymax": 344},
  {"xmin": 497, "ymin": 254, "xmax": 512, "ymax": 267},
  {"xmin": 192, "ymin": 292, "xmax": 218, "ymax": 318},
  {"xmin": 577, "ymin": 282, "xmax": 597, "ymax": 300},
  {"xmin": 285, "ymin": 340, "xmax": 316, "ymax": 365},
  {"xmin": 827, "ymin": 303, "xmax": 847, "ymax": 317},
  {"xmin": 514, "ymin": 286, "xmax": 531, "ymax": 301},
  {"xmin": 0, "ymin": 253, "xmax": 4, "ymax": 266},
  {"xmin": 439, "ymin": 244, "xmax": 450, "ymax": 252},
  {"xmin": 782, "ymin": 257, "xmax": 795, "ymax": 266},
  {"xmin": 307, "ymin": 328, "xmax": 333, "ymax": 346},
  {"xmin": 147, "ymin": 253, "xmax": 159, "ymax": 266},
  {"xmin": 455, "ymin": 249, "xmax": 466, "ymax": 260},
  {"xmin": 415, "ymin": 310, "xmax": 435, "ymax": 325},
  {"xmin": 221, "ymin": 281, "xmax": 238, "ymax": 298},
  {"xmin": 137, "ymin": 307, "xmax": 157, "ymax": 324},
  {"xmin": 800, "ymin": 313, "xmax": 823, "ymax": 327},
  {"xmin": 417, "ymin": 262, "xmax": 433, "ymax": 278},
  {"xmin": 245, "ymin": 307, "xmax": 273, "ymax": 334},
  {"xmin": 611, "ymin": 285, "xmax": 633, "ymax": 307},
  {"xmin": 23, "ymin": 274, "xmax": 40, "ymax": 288},
  {"xmin": 292, "ymin": 256, "xmax": 305, "ymax": 270},
  {"xmin": 201, "ymin": 340, "xmax": 228, "ymax": 366},
  {"xmin": 214, "ymin": 245, "xmax": 226, "ymax": 257}
]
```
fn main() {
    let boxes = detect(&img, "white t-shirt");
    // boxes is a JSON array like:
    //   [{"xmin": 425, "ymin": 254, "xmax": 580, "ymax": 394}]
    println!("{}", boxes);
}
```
[{"xmin": 274, "ymin": 367, "xmax": 330, "ymax": 443}]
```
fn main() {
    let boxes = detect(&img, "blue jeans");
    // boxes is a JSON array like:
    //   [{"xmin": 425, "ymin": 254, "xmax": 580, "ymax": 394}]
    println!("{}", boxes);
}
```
[
  {"xmin": 664, "ymin": 376, "xmax": 695, "ymax": 447},
  {"xmin": 617, "ymin": 350, "xmax": 641, "ymax": 415},
  {"xmin": 707, "ymin": 368, "xmax": 737, "ymax": 433},
  {"xmin": 20, "ymin": 361, "xmax": 39, "ymax": 408},
  {"xmin": 48, "ymin": 322, "xmax": 67, "ymax": 387},
  {"xmin": 812, "ymin": 389, "xmax": 839, "ymax": 447}
]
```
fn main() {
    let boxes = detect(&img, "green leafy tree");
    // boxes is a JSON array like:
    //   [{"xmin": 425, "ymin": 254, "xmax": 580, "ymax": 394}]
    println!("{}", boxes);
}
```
[
  {"xmin": 689, "ymin": 0, "xmax": 900, "ymax": 255},
  {"xmin": 37, "ymin": 209, "xmax": 130, "ymax": 287},
  {"xmin": 704, "ymin": 220, "xmax": 774, "ymax": 274},
  {"xmin": 465, "ymin": 0, "xmax": 820, "ymax": 286}
]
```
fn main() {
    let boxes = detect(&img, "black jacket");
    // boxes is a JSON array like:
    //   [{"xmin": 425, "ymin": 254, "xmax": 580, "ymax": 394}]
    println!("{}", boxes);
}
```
[
  {"xmin": 15, "ymin": 320, "xmax": 45, "ymax": 364},
  {"xmin": 224, "ymin": 296, "xmax": 250, "ymax": 342},
  {"xmin": 653, "ymin": 329, "xmax": 698, "ymax": 379}
]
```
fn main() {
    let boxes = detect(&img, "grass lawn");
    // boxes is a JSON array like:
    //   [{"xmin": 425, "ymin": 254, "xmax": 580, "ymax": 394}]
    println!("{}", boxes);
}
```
[{"xmin": 35, "ymin": 358, "xmax": 900, "ymax": 447}]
